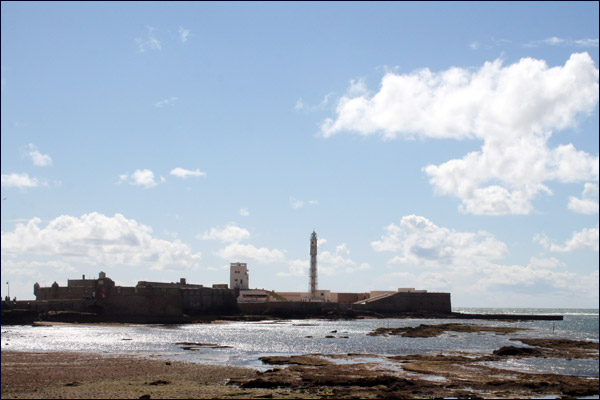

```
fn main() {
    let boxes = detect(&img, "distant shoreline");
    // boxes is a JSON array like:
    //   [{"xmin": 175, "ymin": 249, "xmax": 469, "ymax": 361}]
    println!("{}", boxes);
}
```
[{"xmin": 1, "ymin": 307, "xmax": 564, "ymax": 326}]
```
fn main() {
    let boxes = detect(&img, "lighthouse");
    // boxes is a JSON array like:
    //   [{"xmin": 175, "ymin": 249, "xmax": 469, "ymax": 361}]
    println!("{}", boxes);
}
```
[{"xmin": 309, "ymin": 231, "xmax": 318, "ymax": 299}]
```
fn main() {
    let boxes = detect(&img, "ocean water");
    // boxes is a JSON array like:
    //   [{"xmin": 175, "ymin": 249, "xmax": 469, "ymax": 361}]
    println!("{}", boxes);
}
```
[{"xmin": 1, "ymin": 308, "xmax": 598, "ymax": 377}]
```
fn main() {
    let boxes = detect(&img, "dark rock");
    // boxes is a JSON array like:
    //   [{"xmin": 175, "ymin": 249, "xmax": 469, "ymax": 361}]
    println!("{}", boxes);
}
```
[
  {"xmin": 147, "ymin": 380, "xmax": 170, "ymax": 386},
  {"xmin": 493, "ymin": 346, "xmax": 542, "ymax": 357}
]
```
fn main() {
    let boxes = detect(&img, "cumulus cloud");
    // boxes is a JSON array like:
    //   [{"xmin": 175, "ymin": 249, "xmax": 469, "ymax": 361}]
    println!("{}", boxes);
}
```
[
  {"xmin": 178, "ymin": 26, "xmax": 190, "ymax": 43},
  {"xmin": 289, "ymin": 197, "xmax": 303, "ymax": 209},
  {"xmin": 0, "ymin": 213, "xmax": 202, "ymax": 270},
  {"xmin": 372, "ymin": 271, "xmax": 451, "ymax": 292},
  {"xmin": 370, "ymin": 216, "xmax": 598, "ymax": 304},
  {"xmin": 202, "ymin": 223, "xmax": 285, "ymax": 264},
  {"xmin": 135, "ymin": 26, "xmax": 162, "ymax": 53},
  {"xmin": 118, "ymin": 169, "xmax": 165, "ymax": 188},
  {"xmin": 239, "ymin": 208, "xmax": 250, "ymax": 217},
  {"xmin": 371, "ymin": 215, "xmax": 508, "ymax": 267},
  {"xmin": 278, "ymin": 258, "xmax": 309, "ymax": 277},
  {"xmin": 528, "ymin": 256, "xmax": 564, "ymax": 270},
  {"xmin": 278, "ymin": 240, "xmax": 367, "ymax": 277},
  {"xmin": 568, "ymin": 183, "xmax": 599, "ymax": 214},
  {"xmin": 170, "ymin": 167, "xmax": 206, "ymax": 178},
  {"xmin": 535, "ymin": 226, "xmax": 599, "ymax": 252},
  {"xmin": 25, "ymin": 143, "xmax": 52, "ymax": 167},
  {"xmin": 1, "ymin": 173, "xmax": 40, "ymax": 188},
  {"xmin": 322, "ymin": 53, "xmax": 599, "ymax": 215},
  {"xmin": 201, "ymin": 225, "xmax": 251, "ymax": 243},
  {"xmin": 216, "ymin": 243, "xmax": 285, "ymax": 264}
]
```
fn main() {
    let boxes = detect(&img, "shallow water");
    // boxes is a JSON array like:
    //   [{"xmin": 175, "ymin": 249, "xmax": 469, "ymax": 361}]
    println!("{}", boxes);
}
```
[{"xmin": 2, "ymin": 308, "xmax": 598, "ymax": 377}]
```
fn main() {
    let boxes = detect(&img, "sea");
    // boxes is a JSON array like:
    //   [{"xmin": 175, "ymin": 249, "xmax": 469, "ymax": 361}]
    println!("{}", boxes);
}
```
[{"xmin": 1, "ymin": 308, "xmax": 598, "ymax": 378}]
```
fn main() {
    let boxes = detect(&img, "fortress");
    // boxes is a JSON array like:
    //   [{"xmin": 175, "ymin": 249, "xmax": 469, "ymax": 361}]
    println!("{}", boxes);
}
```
[{"xmin": 2, "ymin": 231, "xmax": 453, "ymax": 323}]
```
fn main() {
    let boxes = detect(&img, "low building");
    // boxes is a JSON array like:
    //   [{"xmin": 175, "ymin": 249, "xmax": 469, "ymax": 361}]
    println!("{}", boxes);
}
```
[
  {"xmin": 238, "ymin": 289, "xmax": 270, "ymax": 303},
  {"xmin": 272, "ymin": 290, "xmax": 332, "ymax": 302}
]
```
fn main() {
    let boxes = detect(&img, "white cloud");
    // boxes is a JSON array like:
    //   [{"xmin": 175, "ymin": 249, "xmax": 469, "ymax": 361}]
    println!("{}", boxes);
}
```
[
  {"xmin": 369, "ymin": 215, "xmax": 598, "ymax": 305},
  {"xmin": 544, "ymin": 36, "xmax": 565, "ymax": 46},
  {"xmin": 239, "ymin": 208, "xmax": 250, "ymax": 217},
  {"xmin": 0, "ymin": 213, "xmax": 202, "ymax": 270},
  {"xmin": 473, "ymin": 262, "xmax": 575, "ymax": 290},
  {"xmin": 526, "ymin": 37, "xmax": 599, "ymax": 48},
  {"xmin": 135, "ymin": 27, "xmax": 162, "ymax": 53},
  {"xmin": 535, "ymin": 226, "xmax": 599, "ymax": 253},
  {"xmin": 178, "ymin": 26, "xmax": 190, "ymax": 43},
  {"xmin": 154, "ymin": 96, "xmax": 178, "ymax": 107},
  {"xmin": 294, "ymin": 93, "xmax": 335, "ymax": 112},
  {"xmin": 118, "ymin": 169, "xmax": 164, "ymax": 188},
  {"xmin": 278, "ymin": 240, "xmax": 367, "ymax": 277},
  {"xmin": 372, "ymin": 215, "xmax": 509, "ymax": 268},
  {"xmin": 528, "ymin": 256, "xmax": 564, "ymax": 270},
  {"xmin": 216, "ymin": 242, "xmax": 285, "ymax": 264},
  {"xmin": 289, "ymin": 197, "xmax": 318, "ymax": 209},
  {"xmin": 202, "ymin": 223, "xmax": 286, "ymax": 265},
  {"xmin": 1, "ymin": 173, "xmax": 40, "ymax": 188},
  {"xmin": 289, "ymin": 197, "xmax": 303, "ymax": 209},
  {"xmin": 201, "ymin": 225, "xmax": 251, "ymax": 243},
  {"xmin": 568, "ymin": 183, "xmax": 599, "ymax": 214},
  {"xmin": 318, "ymin": 243, "xmax": 355, "ymax": 274},
  {"xmin": 26, "ymin": 143, "xmax": 52, "ymax": 167},
  {"xmin": 372, "ymin": 271, "xmax": 451, "ymax": 292},
  {"xmin": 2, "ymin": 259, "xmax": 78, "ymax": 274},
  {"xmin": 322, "ymin": 53, "xmax": 599, "ymax": 215},
  {"xmin": 574, "ymin": 38, "xmax": 600, "ymax": 47},
  {"xmin": 170, "ymin": 167, "xmax": 206, "ymax": 178}
]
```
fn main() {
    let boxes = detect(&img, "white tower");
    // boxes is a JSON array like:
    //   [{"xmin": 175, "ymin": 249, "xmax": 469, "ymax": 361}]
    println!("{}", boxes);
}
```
[
  {"xmin": 230, "ymin": 262, "xmax": 249, "ymax": 290},
  {"xmin": 309, "ymin": 231, "xmax": 318, "ymax": 299}
]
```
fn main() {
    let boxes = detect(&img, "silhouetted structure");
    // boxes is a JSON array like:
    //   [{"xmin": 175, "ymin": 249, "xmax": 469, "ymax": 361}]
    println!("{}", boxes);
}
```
[{"xmin": 309, "ymin": 231, "xmax": 318, "ymax": 299}]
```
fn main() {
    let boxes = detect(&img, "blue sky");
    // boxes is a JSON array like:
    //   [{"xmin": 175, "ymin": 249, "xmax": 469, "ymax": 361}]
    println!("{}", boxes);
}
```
[{"xmin": 1, "ymin": 1, "xmax": 598, "ymax": 308}]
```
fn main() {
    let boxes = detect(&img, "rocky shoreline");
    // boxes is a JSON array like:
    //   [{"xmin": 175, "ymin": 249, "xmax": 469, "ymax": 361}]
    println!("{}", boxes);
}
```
[
  {"xmin": 228, "ymin": 324, "xmax": 598, "ymax": 399},
  {"xmin": 2, "ymin": 322, "xmax": 598, "ymax": 399}
]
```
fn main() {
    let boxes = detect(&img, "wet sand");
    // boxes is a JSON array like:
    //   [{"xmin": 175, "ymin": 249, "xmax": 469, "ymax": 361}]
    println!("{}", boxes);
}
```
[{"xmin": 0, "ymin": 351, "xmax": 309, "ymax": 399}]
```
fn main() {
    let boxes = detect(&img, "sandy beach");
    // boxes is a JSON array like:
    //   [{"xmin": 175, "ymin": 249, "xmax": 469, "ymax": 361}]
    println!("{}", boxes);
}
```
[{"xmin": 0, "ymin": 351, "xmax": 307, "ymax": 399}]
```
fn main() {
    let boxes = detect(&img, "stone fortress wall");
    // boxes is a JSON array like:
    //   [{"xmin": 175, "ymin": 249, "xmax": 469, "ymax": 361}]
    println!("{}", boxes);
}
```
[{"xmin": 30, "ymin": 272, "xmax": 238, "ymax": 320}]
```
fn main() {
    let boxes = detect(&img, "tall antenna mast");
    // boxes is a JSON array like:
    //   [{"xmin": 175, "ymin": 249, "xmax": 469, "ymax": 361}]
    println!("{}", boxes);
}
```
[{"xmin": 309, "ymin": 231, "xmax": 318, "ymax": 299}]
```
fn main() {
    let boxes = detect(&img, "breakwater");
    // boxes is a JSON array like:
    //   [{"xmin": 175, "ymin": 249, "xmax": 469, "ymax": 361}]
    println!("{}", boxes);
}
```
[{"xmin": 449, "ymin": 312, "xmax": 563, "ymax": 321}]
